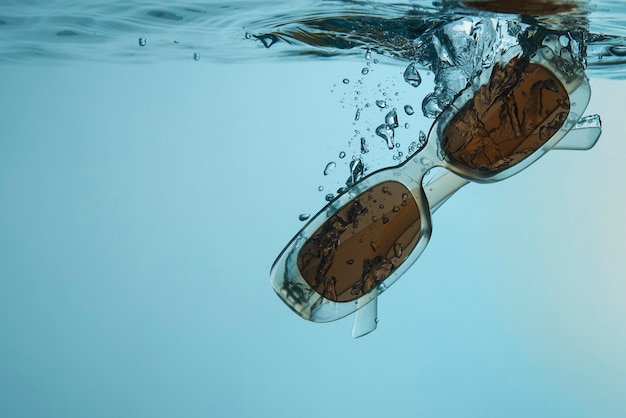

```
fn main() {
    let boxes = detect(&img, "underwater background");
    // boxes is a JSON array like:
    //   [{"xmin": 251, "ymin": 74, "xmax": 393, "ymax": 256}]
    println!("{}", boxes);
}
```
[{"xmin": 1, "ymin": 1, "xmax": 625, "ymax": 417}]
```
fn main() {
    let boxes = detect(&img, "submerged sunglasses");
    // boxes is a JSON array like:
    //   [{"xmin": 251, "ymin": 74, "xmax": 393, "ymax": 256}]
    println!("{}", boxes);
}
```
[{"xmin": 271, "ymin": 36, "xmax": 598, "ymax": 335}]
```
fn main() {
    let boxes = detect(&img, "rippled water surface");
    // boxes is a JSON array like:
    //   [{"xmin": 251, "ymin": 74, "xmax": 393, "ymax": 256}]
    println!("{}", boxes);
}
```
[{"xmin": 2, "ymin": 0, "xmax": 626, "ymax": 79}]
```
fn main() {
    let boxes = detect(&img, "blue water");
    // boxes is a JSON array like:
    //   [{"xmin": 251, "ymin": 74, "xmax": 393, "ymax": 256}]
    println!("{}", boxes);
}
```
[{"xmin": 1, "ymin": 1, "xmax": 626, "ymax": 417}]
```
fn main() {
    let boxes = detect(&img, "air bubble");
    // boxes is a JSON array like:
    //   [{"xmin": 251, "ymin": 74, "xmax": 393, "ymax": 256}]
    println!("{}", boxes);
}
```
[
  {"xmin": 361, "ymin": 67, "xmax": 369, "ymax": 75},
  {"xmin": 343, "ymin": 78, "xmax": 350, "ymax": 84},
  {"xmin": 299, "ymin": 214, "xmax": 311, "ymax": 221},
  {"xmin": 138, "ymin": 37, "xmax": 147, "ymax": 46},
  {"xmin": 360, "ymin": 137, "xmax": 369, "ymax": 154},
  {"xmin": 193, "ymin": 53, "xmax": 201, "ymax": 61},
  {"xmin": 365, "ymin": 49, "xmax": 371, "ymax": 60},
  {"xmin": 404, "ymin": 123, "xmax": 410, "ymax": 129},
  {"xmin": 347, "ymin": 158, "xmax": 364, "ymax": 186},
  {"xmin": 318, "ymin": 185, "xmax": 324, "ymax": 192},
  {"xmin": 339, "ymin": 151, "xmax": 346, "ymax": 159},
  {"xmin": 354, "ymin": 108, "xmax": 361, "ymax": 121},
  {"xmin": 404, "ymin": 105, "xmax": 414, "ymax": 115},
  {"xmin": 422, "ymin": 93, "xmax": 443, "ymax": 118},
  {"xmin": 403, "ymin": 62, "xmax": 422, "ymax": 87},
  {"xmin": 325, "ymin": 193, "xmax": 334, "ymax": 202},
  {"xmin": 375, "ymin": 100, "xmax": 386, "ymax": 109},
  {"xmin": 418, "ymin": 130, "xmax": 427, "ymax": 147},
  {"xmin": 323, "ymin": 161, "xmax": 336, "ymax": 175},
  {"xmin": 385, "ymin": 109, "xmax": 399, "ymax": 128},
  {"xmin": 375, "ymin": 124, "xmax": 395, "ymax": 149}
]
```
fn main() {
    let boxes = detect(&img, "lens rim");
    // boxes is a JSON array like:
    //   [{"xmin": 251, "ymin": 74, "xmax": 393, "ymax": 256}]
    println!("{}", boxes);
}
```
[
  {"xmin": 431, "ymin": 38, "xmax": 591, "ymax": 183},
  {"xmin": 270, "ymin": 167, "xmax": 433, "ymax": 322},
  {"xmin": 297, "ymin": 180, "xmax": 424, "ymax": 303}
]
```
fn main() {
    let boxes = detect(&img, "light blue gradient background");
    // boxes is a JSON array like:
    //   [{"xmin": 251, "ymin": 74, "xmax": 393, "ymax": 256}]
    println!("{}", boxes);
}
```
[{"xmin": 0, "ymin": 60, "xmax": 624, "ymax": 417}]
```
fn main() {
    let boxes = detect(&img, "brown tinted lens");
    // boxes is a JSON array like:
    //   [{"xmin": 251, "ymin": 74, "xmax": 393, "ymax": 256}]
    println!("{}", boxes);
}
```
[
  {"xmin": 297, "ymin": 181, "xmax": 422, "ymax": 302},
  {"xmin": 441, "ymin": 58, "xmax": 570, "ymax": 173}
]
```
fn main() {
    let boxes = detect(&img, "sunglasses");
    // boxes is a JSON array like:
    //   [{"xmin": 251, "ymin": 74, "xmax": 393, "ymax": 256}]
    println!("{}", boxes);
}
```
[{"xmin": 270, "ymin": 36, "xmax": 598, "ymax": 336}]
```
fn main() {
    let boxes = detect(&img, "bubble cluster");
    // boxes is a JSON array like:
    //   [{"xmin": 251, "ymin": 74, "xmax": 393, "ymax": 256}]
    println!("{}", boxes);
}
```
[{"xmin": 322, "ymin": 47, "xmax": 433, "ymax": 201}]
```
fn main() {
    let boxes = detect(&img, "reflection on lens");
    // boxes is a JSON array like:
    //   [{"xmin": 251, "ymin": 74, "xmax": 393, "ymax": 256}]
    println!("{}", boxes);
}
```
[
  {"xmin": 441, "ymin": 57, "xmax": 570, "ymax": 173},
  {"xmin": 297, "ymin": 181, "xmax": 421, "ymax": 302}
]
